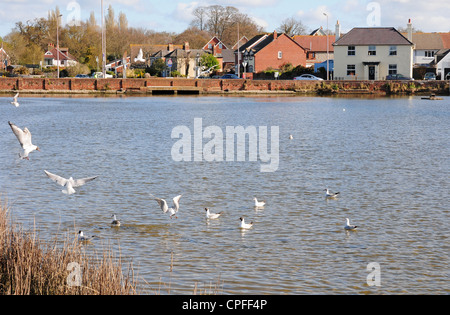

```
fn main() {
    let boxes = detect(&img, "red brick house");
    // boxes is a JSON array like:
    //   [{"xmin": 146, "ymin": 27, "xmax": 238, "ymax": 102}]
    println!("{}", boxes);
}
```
[
  {"xmin": 236, "ymin": 31, "xmax": 307, "ymax": 77},
  {"xmin": 202, "ymin": 36, "xmax": 234, "ymax": 72}
]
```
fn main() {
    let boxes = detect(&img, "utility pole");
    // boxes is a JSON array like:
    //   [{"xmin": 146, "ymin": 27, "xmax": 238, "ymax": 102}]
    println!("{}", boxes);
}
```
[
  {"xmin": 323, "ymin": 12, "xmax": 329, "ymax": 81},
  {"xmin": 57, "ymin": 14, "xmax": 62, "ymax": 78},
  {"xmin": 101, "ymin": 0, "xmax": 106, "ymax": 78}
]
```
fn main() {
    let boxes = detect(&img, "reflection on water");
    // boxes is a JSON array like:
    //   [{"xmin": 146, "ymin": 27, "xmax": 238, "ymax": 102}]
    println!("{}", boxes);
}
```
[{"xmin": 0, "ymin": 95, "xmax": 448, "ymax": 294}]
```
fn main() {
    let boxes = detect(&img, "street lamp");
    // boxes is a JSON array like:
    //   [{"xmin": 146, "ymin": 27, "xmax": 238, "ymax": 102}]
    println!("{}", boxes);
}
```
[
  {"xmin": 323, "ymin": 12, "xmax": 329, "ymax": 81},
  {"xmin": 56, "ymin": 14, "xmax": 62, "ymax": 78}
]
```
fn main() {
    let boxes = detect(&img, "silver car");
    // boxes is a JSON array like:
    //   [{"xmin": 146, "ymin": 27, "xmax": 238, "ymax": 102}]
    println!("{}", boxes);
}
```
[{"xmin": 293, "ymin": 74, "xmax": 324, "ymax": 81}]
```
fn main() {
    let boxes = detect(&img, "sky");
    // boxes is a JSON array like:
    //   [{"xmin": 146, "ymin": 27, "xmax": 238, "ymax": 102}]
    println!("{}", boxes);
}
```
[{"xmin": 0, "ymin": 0, "xmax": 449, "ymax": 38}]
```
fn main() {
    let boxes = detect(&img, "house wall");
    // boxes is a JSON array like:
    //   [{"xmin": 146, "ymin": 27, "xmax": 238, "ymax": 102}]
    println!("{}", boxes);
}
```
[
  {"xmin": 334, "ymin": 45, "xmax": 413, "ymax": 80},
  {"xmin": 254, "ymin": 35, "xmax": 306, "ymax": 72},
  {"xmin": 414, "ymin": 50, "xmax": 438, "ymax": 65},
  {"xmin": 437, "ymin": 53, "xmax": 450, "ymax": 78}
]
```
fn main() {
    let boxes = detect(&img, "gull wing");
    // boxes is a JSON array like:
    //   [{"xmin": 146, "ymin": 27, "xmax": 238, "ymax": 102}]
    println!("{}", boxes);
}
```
[
  {"xmin": 13, "ymin": 93, "xmax": 19, "ymax": 101},
  {"xmin": 72, "ymin": 176, "xmax": 98, "ymax": 187},
  {"xmin": 153, "ymin": 197, "xmax": 169, "ymax": 213},
  {"xmin": 9, "ymin": 122, "xmax": 32, "ymax": 148},
  {"xmin": 44, "ymin": 170, "xmax": 68, "ymax": 187},
  {"xmin": 172, "ymin": 195, "xmax": 182, "ymax": 211}
]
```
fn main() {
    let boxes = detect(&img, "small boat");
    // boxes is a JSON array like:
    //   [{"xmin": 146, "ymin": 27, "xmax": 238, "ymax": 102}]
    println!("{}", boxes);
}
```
[{"xmin": 421, "ymin": 94, "xmax": 443, "ymax": 100}]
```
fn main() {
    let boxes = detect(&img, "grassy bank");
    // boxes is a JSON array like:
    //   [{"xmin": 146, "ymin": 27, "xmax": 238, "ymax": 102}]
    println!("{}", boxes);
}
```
[{"xmin": 0, "ymin": 199, "xmax": 138, "ymax": 295}]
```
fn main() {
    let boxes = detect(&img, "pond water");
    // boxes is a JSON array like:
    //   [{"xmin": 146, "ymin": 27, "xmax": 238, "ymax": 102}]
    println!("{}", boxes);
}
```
[{"xmin": 0, "ymin": 94, "xmax": 448, "ymax": 294}]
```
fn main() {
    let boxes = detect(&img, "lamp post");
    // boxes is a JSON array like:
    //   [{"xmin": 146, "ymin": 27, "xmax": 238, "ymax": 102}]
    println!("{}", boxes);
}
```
[
  {"xmin": 56, "ymin": 14, "xmax": 62, "ymax": 78},
  {"xmin": 323, "ymin": 12, "xmax": 329, "ymax": 81}
]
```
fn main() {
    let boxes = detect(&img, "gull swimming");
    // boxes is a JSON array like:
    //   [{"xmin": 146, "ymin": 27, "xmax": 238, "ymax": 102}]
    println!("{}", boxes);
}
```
[
  {"xmin": 8, "ymin": 121, "xmax": 40, "ymax": 160},
  {"xmin": 11, "ymin": 92, "xmax": 19, "ymax": 107},
  {"xmin": 253, "ymin": 197, "xmax": 266, "ymax": 207},
  {"xmin": 324, "ymin": 188, "xmax": 340, "ymax": 198},
  {"xmin": 205, "ymin": 207, "xmax": 223, "ymax": 219},
  {"xmin": 344, "ymin": 218, "xmax": 358, "ymax": 230},
  {"xmin": 77, "ymin": 230, "xmax": 96, "ymax": 242},
  {"xmin": 239, "ymin": 217, "xmax": 253, "ymax": 229},
  {"xmin": 289, "ymin": 134, "xmax": 293, "ymax": 140},
  {"xmin": 151, "ymin": 194, "xmax": 182, "ymax": 219},
  {"xmin": 44, "ymin": 170, "xmax": 98, "ymax": 195},
  {"xmin": 111, "ymin": 214, "xmax": 121, "ymax": 227}
]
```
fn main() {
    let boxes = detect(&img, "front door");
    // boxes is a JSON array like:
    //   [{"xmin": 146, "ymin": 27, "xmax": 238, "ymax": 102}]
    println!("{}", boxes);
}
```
[{"xmin": 369, "ymin": 66, "xmax": 376, "ymax": 80}]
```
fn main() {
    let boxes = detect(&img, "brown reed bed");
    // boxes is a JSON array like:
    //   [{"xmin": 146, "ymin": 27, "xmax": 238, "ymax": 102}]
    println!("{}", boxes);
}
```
[{"xmin": 0, "ymin": 199, "xmax": 138, "ymax": 295}]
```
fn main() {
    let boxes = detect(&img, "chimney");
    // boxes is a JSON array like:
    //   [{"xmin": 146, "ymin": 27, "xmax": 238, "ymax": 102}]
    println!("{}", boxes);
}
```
[
  {"xmin": 273, "ymin": 30, "xmax": 277, "ymax": 40},
  {"xmin": 335, "ymin": 20, "xmax": 341, "ymax": 41},
  {"xmin": 184, "ymin": 42, "xmax": 190, "ymax": 52},
  {"xmin": 407, "ymin": 19, "xmax": 413, "ymax": 42},
  {"xmin": 48, "ymin": 43, "xmax": 55, "ymax": 51},
  {"xmin": 168, "ymin": 43, "xmax": 174, "ymax": 52}
]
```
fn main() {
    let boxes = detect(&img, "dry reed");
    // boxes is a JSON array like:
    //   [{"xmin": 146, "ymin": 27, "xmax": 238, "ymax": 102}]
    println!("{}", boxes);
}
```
[{"xmin": 0, "ymin": 199, "xmax": 138, "ymax": 295}]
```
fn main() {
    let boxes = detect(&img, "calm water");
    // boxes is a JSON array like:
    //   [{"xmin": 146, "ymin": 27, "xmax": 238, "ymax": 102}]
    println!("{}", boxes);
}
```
[{"xmin": 0, "ymin": 94, "xmax": 448, "ymax": 294}]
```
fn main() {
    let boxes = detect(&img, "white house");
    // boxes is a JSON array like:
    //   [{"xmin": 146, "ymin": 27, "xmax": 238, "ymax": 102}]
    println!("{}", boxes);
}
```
[
  {"xmin": 333, "ymin": 27, "xmax": 414, "ymax": 80},
  {"xmin": 43, "ymin": 44, "xmax": 78, "ymax": 68},
  {"xmin": 435, "ymin": 49, "xmax": 450, "ymax": 79}
]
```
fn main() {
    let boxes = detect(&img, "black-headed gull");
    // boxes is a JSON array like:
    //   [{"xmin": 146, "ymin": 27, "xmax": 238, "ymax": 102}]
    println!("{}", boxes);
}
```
[
  {"xmin": 8, "ymin": 121, "xmax": 40, "ymax": 160},
  {"xmin": 44, "ymin": 170, "xmax": 98, "ymax": 195},
  {"xmin": 239, "ymin": 217, "xmax": 253, "ymax": 229},
  {"xmin": 111, "ymin": 214, "xmax": 121, "ymax": 227},
  {"xmin": 253, "ymin": 197, "xmax": 266, "ymax": 207},
  {"xmin": 151, "ymin": 194, "xmax": 182, "ymax": 219},
  {"xmin": 78, "ymin": 230, "xmax": 96, "ymax": 242},
  {"xmin": 11, "ymin": 92, "xmax": 19, "ymax": 107},
  {"xmin": 324, "ymin": 188, "xmax": 340, "ymax": 198},
  {"xmin": 205, "ymin": 207, "xmax": 223, "ymax": 219},
  {"xmin": 344, "ymin": 218, "xmax": 358, "ymax": 230}
]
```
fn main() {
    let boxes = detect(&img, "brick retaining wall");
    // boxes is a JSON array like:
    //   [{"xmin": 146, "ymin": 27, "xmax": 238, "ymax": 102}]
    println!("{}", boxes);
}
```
[{"xmin": 0, "ymin": 77, "xmax": 448, "ymax": 95}]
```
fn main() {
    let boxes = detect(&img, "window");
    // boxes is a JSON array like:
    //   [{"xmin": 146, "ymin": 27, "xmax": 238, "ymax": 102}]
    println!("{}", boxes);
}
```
[
  {"xmin": 278, "ymin": 51, "xmax": 282, "ymax": 59},
  {"xmin": 307, "ymin": 52, "xmax": 316, "ymax": 60},
  {"xmin": 425, "ymin": 51, "xmax": 435, "ymax": 57},
  {"xmin": 368, "ymin": 45, "xmax": 376, "ymax": 56},
  {"xmin": 208, "ymin": 44, "xmax": 212, "ymax": 49},
  {"xmin": 389, "ymin": 46, "xmax": 397, "ymax": 56},
  {"xmin": 389, "ymin": 64, "xmax": 397, "ymax": 75},
  {"xmin": 348, "ymin": 46, "xmax": 356, "ymax": 56},
  {"xmin": 347, "ymin": 65, "xmax": 356, "ymax": 76}
]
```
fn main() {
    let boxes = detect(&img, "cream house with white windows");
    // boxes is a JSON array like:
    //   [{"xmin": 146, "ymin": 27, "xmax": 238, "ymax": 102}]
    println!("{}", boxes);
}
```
[{"xmin": 333, "ymin": 27, "xmax": 414, "ymax": 80}]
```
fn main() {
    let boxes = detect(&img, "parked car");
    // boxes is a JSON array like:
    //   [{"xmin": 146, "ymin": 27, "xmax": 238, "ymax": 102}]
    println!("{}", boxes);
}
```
[
  {"xmin": 293, "ymin": 74, "xmax": 324, "ymax": 81},
  {"xmin": 92, "ymin": 72, "xmax": 113, "ymax": 78},
  {"xmin": 75, "ymin": 74, "xmax": 90, "ymax": 78},
  {"xmin": 220, "ymin": 74, "xmax": 239, "ymax": 79},
  {"xmin": 424, "ymin": 72, "xmax": 436, "ymax": 80},
  {"xmin": 386, "ymin": 74, "xmax": 414, "ymax": 80}
]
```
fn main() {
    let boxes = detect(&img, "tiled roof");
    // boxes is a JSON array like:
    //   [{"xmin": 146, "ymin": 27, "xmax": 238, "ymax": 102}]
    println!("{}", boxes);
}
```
[
  {"xmin": 334, "ymin": 27, "xmax": 413, "ymax": 46},
  {"xmin": 401, "ymin": 32, "xmax": 443, "ymax": 50},
  {"xmin": 44, "ymin": 48, "xmax": 77, "ymax": 61},
  {"xmin": 293, "ymin": 35, "xmax": 335, "ymax": 52}
]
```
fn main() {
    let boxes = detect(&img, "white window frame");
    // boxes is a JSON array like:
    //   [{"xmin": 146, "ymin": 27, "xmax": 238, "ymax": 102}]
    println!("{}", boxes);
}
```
[
  {"xmin": 388, "ymin": 64, "xmax": 397, "ymax": 75},
  {"xmin": 348, "ymin": 46, "xmax": 356, "ymax": 56},
  {"xmin": 389, "ymin": 46, "xmax": 397, "ymax": 56},
  {"xmin": 278, "ymin": 51, "xmax": 282, "ymax": 59}
]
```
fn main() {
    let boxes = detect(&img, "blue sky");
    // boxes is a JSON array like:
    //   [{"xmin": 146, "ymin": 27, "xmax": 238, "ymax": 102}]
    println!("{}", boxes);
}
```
[{"xmin": 1, "ymin": 0, "xmax": 449, "ymax": 38}]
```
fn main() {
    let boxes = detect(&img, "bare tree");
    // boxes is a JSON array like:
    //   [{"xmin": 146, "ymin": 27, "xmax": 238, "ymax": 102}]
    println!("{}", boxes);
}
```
[
  {"xmin": 277, "ymin": 17, "xmax": 308, "ymax": 36},
  {"xmin": 190, "ymin": 6, "xmax": 208, "ymax": 31}
]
